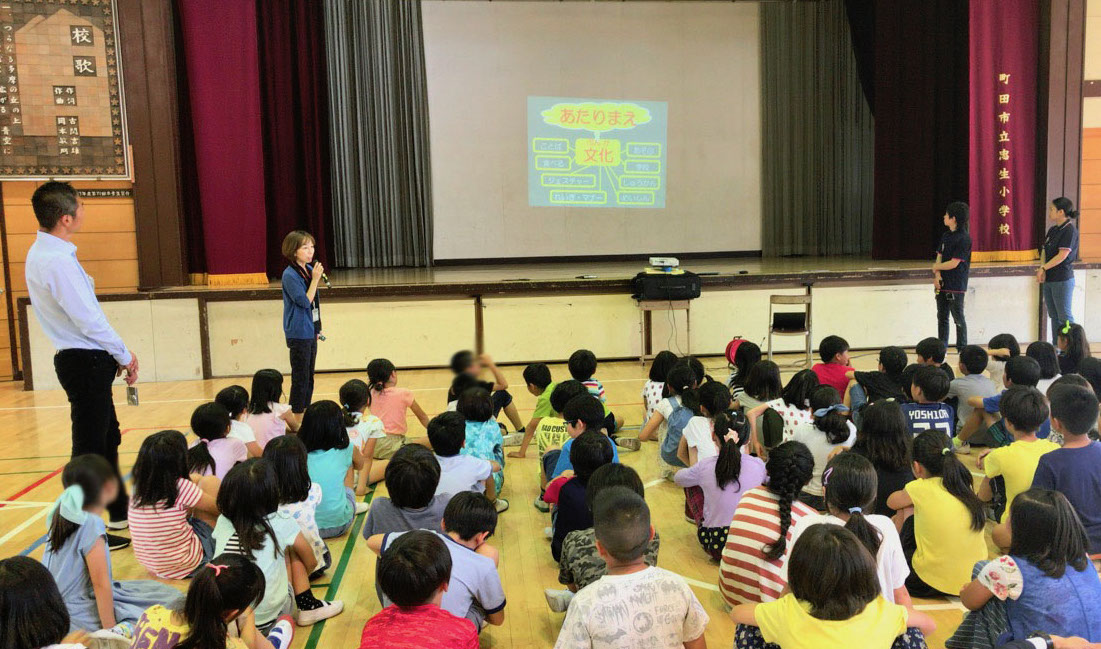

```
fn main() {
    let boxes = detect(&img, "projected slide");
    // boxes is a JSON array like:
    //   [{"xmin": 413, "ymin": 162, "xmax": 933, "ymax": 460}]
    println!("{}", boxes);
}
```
[{"xmin": 528, "ymin": 96, "xmax": 667, "ymax": 208}]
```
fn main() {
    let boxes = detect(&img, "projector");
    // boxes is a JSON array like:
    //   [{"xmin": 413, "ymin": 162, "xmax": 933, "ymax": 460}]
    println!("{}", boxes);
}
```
[{"xmin": 649, "ymin": 256, "xmax": 679, "ymax": 269}]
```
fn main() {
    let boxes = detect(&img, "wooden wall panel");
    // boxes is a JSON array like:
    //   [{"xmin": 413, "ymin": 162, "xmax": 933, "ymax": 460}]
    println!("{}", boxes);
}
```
[{"xmin": 1084, "ymin": 127, "xmax": 1101, "ymax": 257}]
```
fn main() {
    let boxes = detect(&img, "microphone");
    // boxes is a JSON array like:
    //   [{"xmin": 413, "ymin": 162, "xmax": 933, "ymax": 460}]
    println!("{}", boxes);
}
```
[{"xmin": 321, "ymin": 273, "xmax": 332, "ymax": 289}]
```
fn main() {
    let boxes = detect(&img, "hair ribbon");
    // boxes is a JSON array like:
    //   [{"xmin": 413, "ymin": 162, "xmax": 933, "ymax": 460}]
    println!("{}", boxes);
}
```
[
  {"xmin": 813, "ymin": 403, "xmax": 850, "ymax": 418},
  {"xmin": 207, "ymin": 563, "xmax": 228, "ymax": 576},
  {"xmin": 848, "ymin": 507, "xmax": 862, "ymax": 514},
  {"xmin": 48, "ymin": 484, "xmax": 87, "ymax": 527}
]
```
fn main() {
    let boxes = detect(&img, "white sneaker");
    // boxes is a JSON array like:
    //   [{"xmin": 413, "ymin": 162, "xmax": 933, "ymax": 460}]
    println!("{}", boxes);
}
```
[
  {"xmin": 501, "ymin": 433, "xmax": 524, "ymax": 447},
  {"xmin": 544, "ymin": 526, "xmax": 553, "ymax": 540},
  {"xmin": 953, "ymin": 442, "xmax": 971, "ymax": 455},
  {"xmin": 106, "ymin": 519, "xmax": 129, "ymax": 530},
  {"xmin": 355, "ymin": 501, "xmax": 370, "ymax": 515},
  {"xmin": 614, "ymin": 437, "xmax": 642, "ymax": 452},
  {"xmin": 266, "ymin": 615, "xmax": 295, "ymax": 649},
  {"xmin": 533, "ymin": 495, "xmax": 550, "ymax": 512},
  {"xmin": 544, "ymin": 588, "xmax": 575, "ymax": 612},
  {"xmin": 88, "ymin": 622, "xmax": 135, "ymax": 649},
  {"xmin": 295, "ymin": 599, "xmax": 344, "ymax": 626},
  {"xmin": 494, "ymin": 498, "xmax": 510, "ymax": 513}
]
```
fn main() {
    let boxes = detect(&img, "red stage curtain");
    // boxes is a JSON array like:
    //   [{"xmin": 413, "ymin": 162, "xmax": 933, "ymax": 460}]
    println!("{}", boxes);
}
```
[
  {"xmin": 256, "ymin": 0, "xmax": 333, "ymax": 277},
  {"xmin": 968, "ymin": 0, "xmax": 1041, "ymax": 262},
  {"xmin": 175, "ymin": 0, "xmax": 267, "ymax": 280},
  {"xmin": 870, "ymin": 1, "xmax": 970, "ymax": 260}
]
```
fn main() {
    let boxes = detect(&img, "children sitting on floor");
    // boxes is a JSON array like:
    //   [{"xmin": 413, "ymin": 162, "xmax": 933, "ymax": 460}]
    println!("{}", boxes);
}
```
[
  {"xmin": 554, "ymin": 487, "xmax": 709, "ymax": 649},
  {"xmin": 0, "ymin": 555, "xmax": 100, "ymax": 649},
  {"xmin": 962, "ymin": 355, "xmax": 1051, "ymax": 446},
  {"xmin": 548, "ymin": 464, "xmax": 662, "ymax": 611},
  {"xmin": 427, "ymin": 411, "xmax": 505, "ymax": 512},
  {"xmin": 731, "ymin": 524, "xmax": 936, "ymax": 649},
  {"xmin": 1029, "ymin": 382, "xmax": 1101, "ymax": 556},
  {"xmin": 569, "ymin": 349, "xmax": 632, "ymax": 444},
  {"xmin": 513, "ymin": 380, "xmax": 588, "ymax": 511},
  {"xmin": 1056, "ymin": 322, "xmax": 1091, "ymax": 375},
  {"xmin": 746, "ymin": 369, "xmax": 818, "ymax": 454},
  {"xmin": 520, "ymin": 362, "xmax": 557, "ymax": 444},
  {"xmin": 677, "ymin": 380, "xmax": 733, "ymax": 468},
  {"xmin": 812, "ymin": 335, "xmax": 852, "ymax": 394},
  {"xmin": 359, "ymin": 531, "xmax": 479, "ymax": 649},
  {"xmin": 264, "ymin": 435, "xmax": 330, "ymax": 579},
  {"xmin": 986, "ymin": 333, "xmax": 1021, "ymax": 390},
  {"xmin": 844, "ymin": 346, "xmax": 909, "ymax": 415},
  {"xmin": 1026, "ymin": 341, "xmax": 1062, "ymax": 393},
  {"xmin": 128, "ymin": 430, "xmax": 220, "ymax": 580},
  {"xmin": 189, "ymin": 402, "xmax": 247, "ymax": 481},
  {"xmin": 367, "ymin": 492, "xmax": 506, "ymax": 629},
  {"xmin": 887, "ymin": 431, "xmax": 987, "ymax": 598},
  {"xmin": 218, "ymin": 384, "xmax": 261, "ymax": 458},
  {"xmin": 952, "ymin": 489, "xmax": 1101, "ymax": 648},
  {"xmin": 367, "ymin": 358, "xmax": 431, "ymax": 459},
  {"xmin": 900, "ymin": 365, "xmax": 955, "ymax": 438},
  {"xmin": 947, "ymin": 345, "xmax": 998, "ymax": 434},
  {"xmin": 546, "ymin": 430, "xmax": 616, "ymax": 561},
  {"xmin": 131, "ymin": 554, "xmax": 295, "ymax": 649},
  {"xmin": 455, "ymin": 387, "xmax": 506, "ymax": 494},
  {"xmin": 341, "ymin": 378, "xmax": 386, "ymax": 494},
  {"xmin": 639, "ymin": 362, "xmax": 696, "ymax": 461},
  {"xmin": 245, "ymin": 369, "xmax": 298, "ymax": 449},
  {"xmin": 642, "ymin": 351, "xmax": 677, "ymax": 424},
  {"xmin": 719, "ymin": 441, "xmax": 816, "ymax": 607},
  {"xmin": 361, "ymin": 444, "xmax": 450, "ymax": 540},
  {"xmin": 728, "ymin": 340, "xmax": 762, "ymax": 406},
  {"xmin": 789, "ymin": 386, "xmax": 856, "ymax": 511},
  {"xmin": 446, "ymin": 350, "xmax": 526, "ymax": 438},
  {"xmin": 300, "ymin": 400, "xmax": 368, "ymax": 538},
  {"xmin": 548, "ymin": 395, "xmax": 620, "ymax": 481},
  {"xmin": 848, "ymin": 400, "xmax": 915, "ymax": 518},
  {"xmin": 914, "ymin": 336, "xmax": 956, "ymax": 380},
  {"xmin": 44, "ymin": 455, "xmax": 184, "ymax": 644},
  {"xmin": 674, "ymin": 409, "xmax": 766, "ymax": 560},
  {"xmin": 977, "ymin": 387, "xmax": 1059, "ymax": 523}
]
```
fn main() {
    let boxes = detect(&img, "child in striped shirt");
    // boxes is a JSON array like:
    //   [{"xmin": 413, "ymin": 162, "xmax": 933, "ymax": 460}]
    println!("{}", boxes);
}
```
[{"xmin": 568, "ymin": 349, "xmax": 629, "ymax": 444}]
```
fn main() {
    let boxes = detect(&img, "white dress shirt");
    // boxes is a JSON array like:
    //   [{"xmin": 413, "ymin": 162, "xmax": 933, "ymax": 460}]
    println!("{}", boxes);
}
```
[{"xmin": 25, "ymin": 230, "xmax": 130, "ymax": 365}]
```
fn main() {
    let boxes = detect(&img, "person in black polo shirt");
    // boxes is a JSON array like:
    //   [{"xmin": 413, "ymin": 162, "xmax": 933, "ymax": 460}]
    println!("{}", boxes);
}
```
[
  {"xmin": 1038, "ymin": 197, "xmax": 1080, "ymax": 343},
  {"xmin": 932, "ymin": 201, "xmax": 972, "ymax": 351}
]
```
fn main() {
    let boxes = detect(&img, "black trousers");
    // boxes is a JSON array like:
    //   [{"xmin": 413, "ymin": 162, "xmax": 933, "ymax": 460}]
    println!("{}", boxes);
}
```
[
  {"xmin": 936, "ymin": 291, "xmax": 967, "ymax": 350},
  {"xmin": 53, "ymin": 349, "xmax": 129, "ymax": 521},
  {"xmin": 287, "ymin": 337, "xmax": 318, "ymax": 413}
]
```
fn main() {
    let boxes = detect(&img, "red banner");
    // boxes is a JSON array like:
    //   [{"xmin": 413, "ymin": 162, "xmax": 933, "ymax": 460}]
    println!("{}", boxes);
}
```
[{"xmin": 968, "ymin": 0, "xmax": 1041, "ymax": 261}]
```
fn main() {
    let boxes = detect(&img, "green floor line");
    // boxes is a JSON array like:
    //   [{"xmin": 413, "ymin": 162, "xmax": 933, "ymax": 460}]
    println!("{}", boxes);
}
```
[{"xmin": 303, "ymin": 489, "xmax": 374, "ymax": 649}]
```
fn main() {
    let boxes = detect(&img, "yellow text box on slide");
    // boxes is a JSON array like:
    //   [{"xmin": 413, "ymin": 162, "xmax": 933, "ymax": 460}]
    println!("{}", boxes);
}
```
[
  {"xmin": 541, "ymin": 102, "xmax": 652, "ymax": 133},
  {"xmin": 573, "ymin": 139, "xmax": 620, "ymax": 167}
]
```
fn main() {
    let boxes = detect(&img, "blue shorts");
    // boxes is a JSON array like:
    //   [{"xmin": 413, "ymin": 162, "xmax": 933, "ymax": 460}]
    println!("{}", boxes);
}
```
[
  {"xmin": 318, "ymin": 488, "xmax": 356, "ymax": 539},
  {"xmin": 541, "ymin": 449, "xmax": 561, "ymax": 480},
  {"xmin": 186, "ymin": 517, "xmax": 216, "ymax": 576}
]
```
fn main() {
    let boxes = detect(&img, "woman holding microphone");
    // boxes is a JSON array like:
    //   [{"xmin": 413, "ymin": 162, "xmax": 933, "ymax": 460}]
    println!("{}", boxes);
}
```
[
  {"xmin": 1038, "ymin": 197, "xmax": 1080, "ymax": 343},
  {"xmin": 281, "ymin": 230, "xmax": 324, "ymax": 419}
]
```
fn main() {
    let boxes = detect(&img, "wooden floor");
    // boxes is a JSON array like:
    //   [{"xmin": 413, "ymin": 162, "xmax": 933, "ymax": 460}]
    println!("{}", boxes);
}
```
[{"xmin": 0, "ymin": 352, "xmax": 980, "ymax": 649}]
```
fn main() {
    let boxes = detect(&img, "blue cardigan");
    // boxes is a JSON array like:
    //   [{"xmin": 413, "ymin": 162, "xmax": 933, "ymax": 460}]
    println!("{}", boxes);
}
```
[{"xmin": 281, "ymin": 264, "xmax": 320, "ymax": 340}]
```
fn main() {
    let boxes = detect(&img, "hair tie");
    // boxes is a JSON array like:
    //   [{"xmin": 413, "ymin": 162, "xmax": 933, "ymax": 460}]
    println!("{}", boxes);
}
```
[
  {"xmin": 207, "ymin": 563, "xmax": 228, "ymax": 576},
  {"xmin": 848, "ymin": 507, "xmax": 862, "ymax": 515},
  {"xmin": 1062, "ymin": 321, "xmax": 1072, "ymax": 335},
  {"xmin": 813, "ymin": 403, "xmax": 850, "ymax": 418},
  {"xmin": 47, "ymin": 485, "xmax": 87, "ymax": 528},
  {"xmin": 941, "ymin": 447, "xmax": 952, "ymax": 456},
  {"xmin": 821, "ymin": 466, "xmax": 834, "ymax": 488},
  {"xmin": 723, "ymin": 430, "xmax": 740, "ymax": 444}
]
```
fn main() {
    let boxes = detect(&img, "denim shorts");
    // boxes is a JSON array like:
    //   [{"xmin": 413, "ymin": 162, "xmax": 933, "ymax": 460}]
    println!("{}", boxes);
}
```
[
  {"xmin": 317, "ymin": 488, "xmax": 356, "ymax": 539},
  {"xmin": 186, "ymin": 517, "xmax": 216, "ymax": 576}
]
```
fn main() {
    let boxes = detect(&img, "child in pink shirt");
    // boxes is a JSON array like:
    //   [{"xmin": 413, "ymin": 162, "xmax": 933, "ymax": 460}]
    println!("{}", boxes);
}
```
[
  {"xmin": 245, "ymin": 369, "xmax": 299, "ymax": 449},
  {"xmin": 367, "ymin": 358, "xmax": 430, "ymax": 460}
]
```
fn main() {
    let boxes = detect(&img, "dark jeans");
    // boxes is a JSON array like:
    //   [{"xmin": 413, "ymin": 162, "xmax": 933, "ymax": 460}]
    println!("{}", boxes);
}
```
[
  {"xmin": 936, "ymin": 291, "xmax": 967, "ymax": 350},
  {"xmin": 54, "ymin": 349, "xmax": 129, "ymax": 521},
  {"xmin": 287, "ymin": 337, "xmax": 318, "ymax": 413}
]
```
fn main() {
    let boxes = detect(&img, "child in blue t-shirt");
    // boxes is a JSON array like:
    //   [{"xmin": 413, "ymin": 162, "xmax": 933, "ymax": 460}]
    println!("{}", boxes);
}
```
[
  {"xmin": 901, "ymin": 366, "xmax": 955, "ymax": 438},
  {"xmin": 550, "ymin": 395, "xmax": 619, "ymax": 480},
  {"xmin": 963, "ymin": 356, "xmax": 1051, "ymax": 446}
]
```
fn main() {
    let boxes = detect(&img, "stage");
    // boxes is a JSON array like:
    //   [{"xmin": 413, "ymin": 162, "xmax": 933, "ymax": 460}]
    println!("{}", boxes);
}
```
[{"xmin": 17, "ymin": 256, "xmax": 1101, "ymax": 390}]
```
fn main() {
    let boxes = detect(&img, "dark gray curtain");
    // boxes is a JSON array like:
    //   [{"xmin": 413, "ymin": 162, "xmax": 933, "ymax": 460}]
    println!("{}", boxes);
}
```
[
  {"xmin": 760, "ymin": 0, "xmax": 873, "ymax": 257},
  {"xmin": 323, "ymin": 0, "xmax": 433, "ymax": 267}
]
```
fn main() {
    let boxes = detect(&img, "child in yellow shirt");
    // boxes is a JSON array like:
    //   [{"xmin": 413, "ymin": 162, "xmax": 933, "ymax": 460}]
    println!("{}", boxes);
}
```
[
  {"xmin": 977, "ymin": 386, "xmax": 1059, "ymax": 522},
  {"xmin": 731, "ymin": 524, "xmax": 935, "ymax": 649}
]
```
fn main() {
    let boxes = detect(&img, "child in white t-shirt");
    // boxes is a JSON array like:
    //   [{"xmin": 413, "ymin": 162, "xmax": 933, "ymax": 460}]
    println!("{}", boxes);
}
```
[
  {"xmin": 676, "ymin": 381, "xmax": 731, "ymax": 467},
  {"xmin": 789, "ymin": 386, "xmax": 856, "ymax": 511},
  {"xmin": 217, "ymin": 384, "xmax": 261, "ymax": 458},
  {"xmin": 340, "ymin": 379, "xmax": 387, "ymax": 495},
  {"xmin": 427, "ymin": 412, "xmax": 503, "ymax": 510}
]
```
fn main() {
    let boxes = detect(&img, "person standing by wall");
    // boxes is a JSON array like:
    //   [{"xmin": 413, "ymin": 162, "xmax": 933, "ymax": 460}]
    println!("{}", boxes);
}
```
[
  {"xmin": 281, "ymin": 231, "xmax": 324, "ymax": 422},
  {"xmin": 25, "ymin": 181, "xmax": 137, "ymax": 550},
  {"xmin": 932, "ymin": 202, "xmax": 972, "ymax": 352},
  {"xmin": 1038, "ymin": 198, "xmax": 1080, "ymax": 344}
]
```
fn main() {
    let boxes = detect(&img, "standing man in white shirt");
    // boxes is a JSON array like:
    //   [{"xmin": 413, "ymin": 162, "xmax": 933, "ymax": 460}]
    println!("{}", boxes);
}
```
[{"xmin": 25, "ymin": 181, "xmax": 138, "ymax": 550}]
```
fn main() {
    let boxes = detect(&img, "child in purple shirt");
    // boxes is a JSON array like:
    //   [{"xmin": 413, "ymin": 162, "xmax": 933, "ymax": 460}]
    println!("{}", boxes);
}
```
[
  {"xmin": 188, "ymin": 402, "xmax": 248, "ymax": 481},
  {"xmin": 674, "ymin": 412, "xmax": 767, "ymax": 560}
]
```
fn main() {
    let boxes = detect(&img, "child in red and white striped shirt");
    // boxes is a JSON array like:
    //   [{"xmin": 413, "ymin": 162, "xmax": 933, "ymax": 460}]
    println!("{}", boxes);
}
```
[
  {"xmin": 718, "ymin": 441, "xmax": 815, "ymax": 607},
  {"xmin": 128, "ymin": 430, "xmax": 220, "ymax": 580}
]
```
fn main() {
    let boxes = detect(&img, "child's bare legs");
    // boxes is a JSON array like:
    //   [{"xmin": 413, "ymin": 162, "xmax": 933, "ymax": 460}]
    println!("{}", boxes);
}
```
[
  {"xmin": 355, "ymin": 458, "xmax": 388, "ymax": 496},
  {"xmin": 502, "ymin": 402, "xmax": 525, "ymax": 431},
  {"xmin": 194, "ymin": 475, "xmax": 220, "ymax": 527},
  {"xmin": 614, "ymin": 414, "xmax": 625, "ymax": 432},
  {"xmin": 288, "ymin": 547, "xmax": 312, "ymax": 596}
]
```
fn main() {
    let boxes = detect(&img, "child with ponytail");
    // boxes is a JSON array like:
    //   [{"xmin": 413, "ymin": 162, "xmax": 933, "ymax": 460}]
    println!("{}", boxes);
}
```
[
  {"xmin": 638, "ymin": 362, "xmax": 696, "ymax": 459},
  {"xmin": 746, "ymin": 370, "xmax": 819, "ymax": 456},
  {"xmin": 1056, "ymin": 321, "xmax": 1091, "ymax": 375},
  {"xmin": 719, "ymin": 441, "xmax": 817, "ymax": 607},
  {"xmin": 217, "ymin": 385, "xmax": 262, "ymax": 458},
  {"xmin": 674, "ymin": 410, "xmax": 767, "ymax": 559},
  {"xmin": 676, "ymin": 380, "xmax": 735, "ymax": 467},
  {"xmin": 188, "ymin": 402, "xmax": 247, "ymax": 481},
  {"xmin": 245, "ymin": 369, "xmax": 298, "ymax": 451},
  {"xmin": 785, "ymin": 453, "xmax": 912, "ymax": 605},
  {"xmin": 887, "ymin": 430, "xmax": 988, "ymax": 598},
  {"xmin": 129, "ymin": 430, "xmax": 220, "ymax": 580},
  {"xmin": 44, "ymin": 455, "xmax": 183, "ymax": 643},
  {"xmin": 789, "ymin": 386, "xmax": 856, "ymax": 511},
  {"xmin": 130, "ymin": 554, "xmax": 294, "ymax": 649},
  {"xmin": 366, "ymin": 358, "xmax": 430, "ymax": 461},
  {"xmin": 339, "ymin": 379, "xmax": 386, "ymax": 495}
]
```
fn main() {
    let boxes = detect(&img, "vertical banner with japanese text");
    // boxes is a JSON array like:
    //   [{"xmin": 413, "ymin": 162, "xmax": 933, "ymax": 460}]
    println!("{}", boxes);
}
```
[{"xmin": 968, "ymin": 0, "xmax": 1041, "ymax": 261}]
